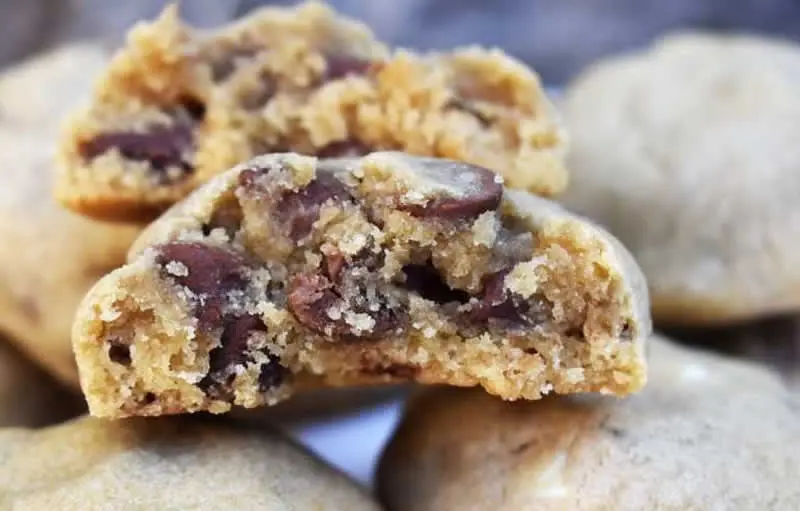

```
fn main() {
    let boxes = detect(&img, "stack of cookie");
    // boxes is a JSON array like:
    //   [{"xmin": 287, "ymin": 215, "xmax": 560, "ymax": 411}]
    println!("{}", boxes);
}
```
[{"xmin": 0, "ymin": 2, "xmax": 797, "ymax": 509}]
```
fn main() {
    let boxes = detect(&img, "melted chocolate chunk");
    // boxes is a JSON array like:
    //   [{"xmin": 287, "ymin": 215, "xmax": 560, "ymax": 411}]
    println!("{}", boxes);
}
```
[
  {"xmin": 288, "ymin": 266, "xmax": 406, "ymax": 341},
  {"xmin": 199, "ymin": 314, "xmax": 287, "ymax": 395},
  {"xmin": 80, "ymin": 124, "xmax": 194, "ymax": 179},
  {"xmin": 258, "ymin": 358, "xmax": 288, "ymax": 392},
  {"xmin": 464, "ymin": 270, "xmax": 550, "ymax": 331},
  {"xmin": 274, "ymin": 172, "xmax": 353, "ymax": 240},
  {"xmin": 208, "ymin": 315, "xmax": 266, "ymax": 374},
  {"xmin": 402, "ymin": 262, "xmax": 469, "ymax": 304},
  {"xmin": 398, "ymin": 163, "xmax": 503, "ymax": 220},
  {"xmin": 156, "ymin": 243, "xmax": 248, "ymax": 331},
  {"xmin": 287, "ymin": 273, "xmax": 342, "ymax": 335}
]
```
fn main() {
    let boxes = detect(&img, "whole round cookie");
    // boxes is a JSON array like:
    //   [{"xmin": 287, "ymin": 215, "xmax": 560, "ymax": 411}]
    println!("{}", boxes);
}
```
[
  {"xmin": 0, "ymin": 416, "xmax": 380, "ymax": 510},
  {"xmin": 561, "ymin": 33, "xmax": 800, "ymax": 325},
  {"xmin": 0, "ymin": 337, "xmax": 83, "ymax": 428},
  {"xmin": 377, "ymin": 335, "xmax": 800, "ymax": 510},
  {"xmin": 0, "ymin": 43, "xmax": 141, "ymax": 385}
]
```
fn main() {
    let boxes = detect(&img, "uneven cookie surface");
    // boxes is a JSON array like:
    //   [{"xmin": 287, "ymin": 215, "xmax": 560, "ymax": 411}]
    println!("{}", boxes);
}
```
[
  {"xmin": 0, "ymin": 43, "xmax": 140, "ymax": 386},
  {"xmin": 377, "ymin": 335, "xmax": 800, "ymax": 511},
  {"xmin": 57, "ymin": 1, "xmax": 566, "ymax": 222},
  {"xmin": 0, "ymin": 416, "xmax": 380, "ymax": 510},
  {"xmin": 73, "ymin": 152, "xmax": 648, "ymax": 418},
  {"xmin": 561, "ymin": 32, "xmax": 800, "ymax": 325}
]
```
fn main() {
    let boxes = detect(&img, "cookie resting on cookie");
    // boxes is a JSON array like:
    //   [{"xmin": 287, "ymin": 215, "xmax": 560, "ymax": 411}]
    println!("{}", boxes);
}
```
[
  {"xmin": 56, "ymin": 1, "xmax": 566, "ymax": 222},
  {"xmin": 72, "ymin": 152, "xmax": 649, "ymax": 418},
  {"xmin": 377, "ymin": 335, "xmax": 800, "ymax": 511}
]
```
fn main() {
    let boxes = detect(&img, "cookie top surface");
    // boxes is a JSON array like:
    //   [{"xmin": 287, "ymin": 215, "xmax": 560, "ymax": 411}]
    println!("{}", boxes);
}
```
[
  {"xmin": 378, "ymin": 334, "xmax": 800, "ymax": 511},
  {"xmin": 0, "ymin": 43, "xmax": 140, "ymax": 386},
  {"xmin": 561, "ymin": 32, "xmax": 800, "ymax": 325},
  {"xmin": 0, "ymin": 416, "xmax": 380, "ymax": 510}
]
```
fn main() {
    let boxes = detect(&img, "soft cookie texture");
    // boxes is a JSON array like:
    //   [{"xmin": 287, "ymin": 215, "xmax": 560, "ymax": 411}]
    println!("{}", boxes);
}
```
[
  {"xmin": 0, "ymin": 43, "xmax": 140, "ymax": 385},
  {"xmin": 72, "ymin": 152, "xmax": 649, "ymax": 418},
  {"xmin": 561, "ymin": 33, "xmax": 800, "ymax": 325},
  {"xmin": 57, "ymin": 1, "xmax": 567, "ymax": 222},
  {"xmin": 0, "ymin": 338, "xmax": 83, "ymax": 428},
  {"xmin": 377, "ymin": 335, "xmax": 800, "ymax": 511},
  {"xmin": 0, "ymin": 416, "xmax": 380, "ymax": 510}
]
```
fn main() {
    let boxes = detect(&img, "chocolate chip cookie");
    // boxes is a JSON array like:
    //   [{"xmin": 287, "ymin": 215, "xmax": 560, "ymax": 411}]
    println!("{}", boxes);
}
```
[
  {"xmin": 0, "ymin": 337, "xmax": 83, "ymax": 428},
  {"xmin": 56, "ymin": 2, "xmax": 567, "ymax": 222},
  {"xmin": 73, "ymin": 151, "xmax": 649, "ymax": 418},
  {"xmin": 377, "ymin": 335, "xmax": 800, "ymax": 511},
  {"xmin": 561, "ymin": 33, "xmax": 800, "ymax": 326},
  {"xmin": 0, "ymin": 44, "xmax": 140, "ymax": 386},
  {"xmin": 0, "ymin": 416, "xmax": 380, "ymax": 510}
]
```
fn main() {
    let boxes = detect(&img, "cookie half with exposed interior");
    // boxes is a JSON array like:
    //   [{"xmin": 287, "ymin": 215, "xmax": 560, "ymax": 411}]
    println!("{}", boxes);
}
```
[
  {"xmin": 56, "ymin": 1, "xmax": 566, "ymax": 222},
  {"xmin": 72, "ymin": 152, "xmax": 648, "ymax": 418}
]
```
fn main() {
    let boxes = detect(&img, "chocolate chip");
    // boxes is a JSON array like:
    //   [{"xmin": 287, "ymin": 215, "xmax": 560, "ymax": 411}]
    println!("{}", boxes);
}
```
[
  {"xmin": 287, "ymin": 270, "xmax": 405, "ymax": 340},
  {"xmin": 464, "ymin": 270, "xmax": 550, "ymax": 331},
  {"xmin": 322, "ymin": 55, "xmax": 375, "ymax": 82},
  {"xmin": 317, "ymin": 140, "xmax": 372, "ymax": 158},
  {"xmin": 142, "ymin": 392, "xmax": 157, "ymax": 405},
  {"xmin": 275, "ymin": 172, "xmax": 353, "ymax": 240},
  {"xmin": 80, "ymin": 124, "xmax": 194, "ymax": 176},
  {"xmin": 208, "ymin": 315, "xmax": 266, "ymax": 374},
  {"xmin": 107, "ymin": 339, "xmax": 131, "ymax": 366},
  {"xmin": 198, "ymin": 314, "xmax": 287, "ymax": 395},
  {"xmin": 258, "ymin": 358, "xmax": 287, "ymax": 392},
  {"xmin": 156, "ymin": 243, "xmax": 248, "ymax": 331},
  {"xmin": 287, "ymin": 272, "xmax": 341, "ymax": 335},
  {"xmin": 398, "ymin": 162, "xmax": 503, "ymax": 220},
  {"xmin": 402, "ymin": 262, "xmax": 469, "ymax": 304},
  {"xmin": 180, "ymin": 97, "xmax": 206, "ymax": 121}
]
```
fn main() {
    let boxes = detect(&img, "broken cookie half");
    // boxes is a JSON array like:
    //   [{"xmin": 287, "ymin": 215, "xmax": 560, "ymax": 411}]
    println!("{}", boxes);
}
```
[
  {"xmin": 73, "ymin": 152, "xmax": 650, "ymax": 418},
  {"xmin": 56, "ymin": 1, "xmax": 566, "ymax": 222}
]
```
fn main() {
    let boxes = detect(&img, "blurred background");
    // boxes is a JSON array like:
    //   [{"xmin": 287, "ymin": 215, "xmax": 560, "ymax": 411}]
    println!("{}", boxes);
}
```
[{"xmin": 5, "ymin": 0, "xmax": 800, "ymax": 85}]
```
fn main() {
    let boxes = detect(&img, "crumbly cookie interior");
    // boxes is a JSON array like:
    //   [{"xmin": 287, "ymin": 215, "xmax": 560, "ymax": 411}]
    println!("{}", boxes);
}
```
[{"xmin": 84, "ymin": 154, "xmax": 640, "ymax": 417}]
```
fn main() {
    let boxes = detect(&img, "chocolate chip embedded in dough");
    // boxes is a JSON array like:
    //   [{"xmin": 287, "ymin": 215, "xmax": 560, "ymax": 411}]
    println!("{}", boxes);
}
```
[{"xmin": 79, "ymin": 124, "xmax": 194, "ymax": 177}]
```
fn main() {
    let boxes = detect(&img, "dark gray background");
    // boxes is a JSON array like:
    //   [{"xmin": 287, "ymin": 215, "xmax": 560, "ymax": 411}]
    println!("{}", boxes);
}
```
[{"xmin": 4, "ymin": 0, "xmax": 800, "ymax": 84}]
